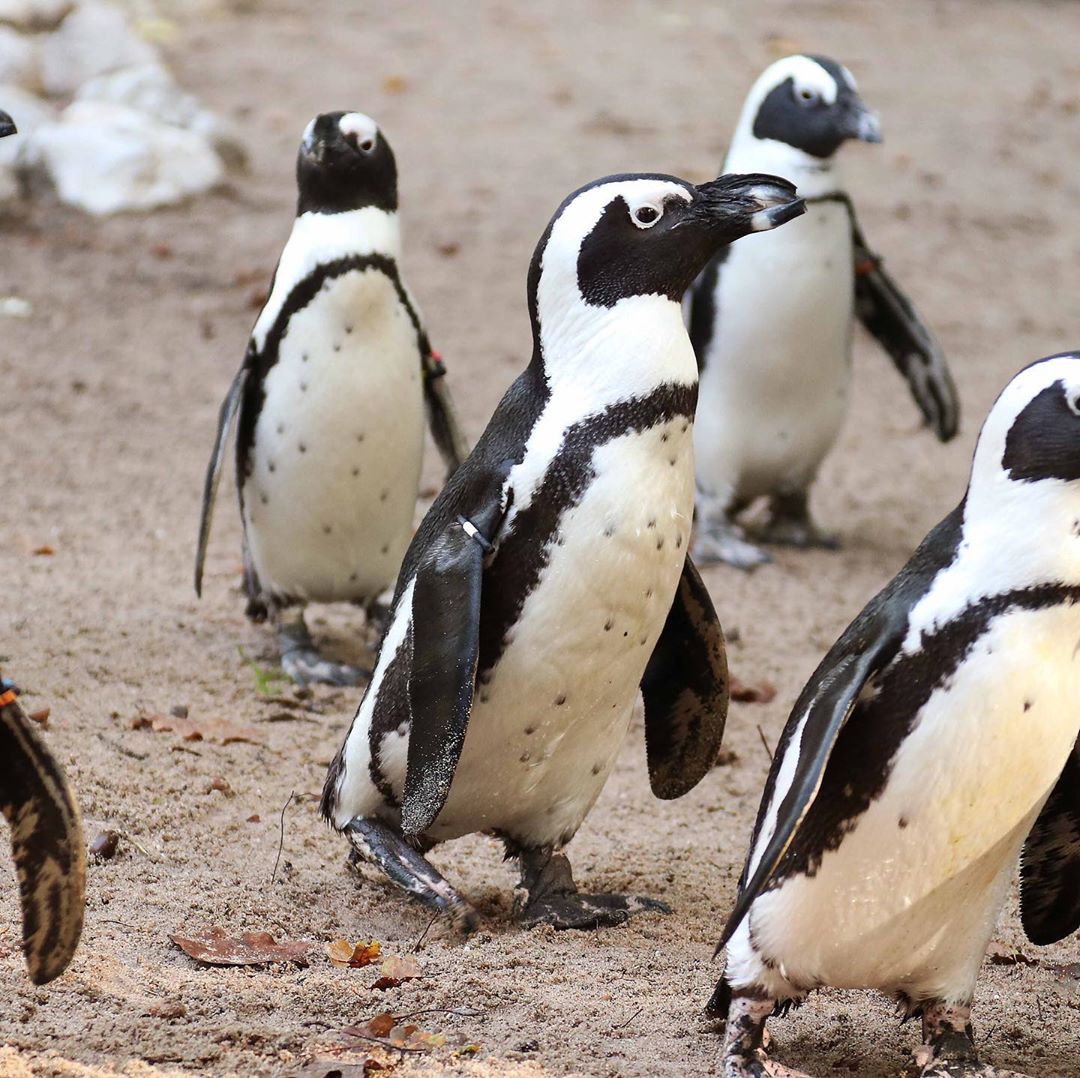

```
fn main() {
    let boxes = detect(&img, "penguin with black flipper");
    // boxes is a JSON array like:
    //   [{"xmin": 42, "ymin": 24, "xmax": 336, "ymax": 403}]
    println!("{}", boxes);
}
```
[
  {"xmin": 195, "ymin": 111, "xmax": 468, "ymax": 687},
  {"xmin": 321, "ymin": 170, "xmax": 806, "ymax": 931},
  {"xmin": 709, "ymin": 353, "xmax": 1080, "ymax": 1077},
  {"xmin": 689, "ymin": 54, "xmax": 959, "ymax": 569},
  {"xmin": 0, "ymin": 109, "xmax": 85, "ymax": 986}
]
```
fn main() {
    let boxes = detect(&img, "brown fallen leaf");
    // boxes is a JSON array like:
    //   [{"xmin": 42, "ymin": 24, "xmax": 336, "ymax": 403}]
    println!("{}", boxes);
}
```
[
  {"xmin": 246, "ymin": 814, "xmax": 261, "ymax": 823},
  {"xmin": 146, "ymin": 713, "xmax": 265, "ymax": 746},
  {"xmin": 371, "ymin": 953, "xmax": 422, "ymax": 990},
  {"xmin": 27, "ymin": 707, "xmax": 50, "ymax": 727},
  {"xmin": 170, "ymin": 927, "xmax": 310, "ymax": 967},
  {"xmin": 729, "ymin": 677, "xmax": 777, "ymax": 704},
  {"xmin": 327, "ymin": 938, "xmax": 382, "ymax": 967},
  {"xmin": 342, "ymin": 1012, "xmax": 445, "ymax": 1051},
  {"xmin": 90, "ymin": 830, "xmax": 120, "ymax": 859},
  {"xmin": 986, "ymin": 940, "xmax": 1039, "ymax": 967},
  {"xmin": 31, "ymin": 544, "xmax": 55, "ymax": 556}
]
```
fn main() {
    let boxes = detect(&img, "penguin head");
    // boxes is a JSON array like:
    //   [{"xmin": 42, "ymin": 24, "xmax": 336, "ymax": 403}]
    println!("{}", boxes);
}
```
[
  {"xmin": 295, "ymin": 111, "xmax": 397, "ymax": 215},
  {"xmin": 528, "ymin": 172, "xmax": 804, "ymax": 337},
  {"xmin": 973, "ymin": 353, "xmax": 1080, "ymax": 492},
  {"xmin": 739, "ymin": 54, "xmax": 881, "ymax": 161},
  {"xmin": 0, "ymin": 110, "xmax": 15, "ymax": 139}
]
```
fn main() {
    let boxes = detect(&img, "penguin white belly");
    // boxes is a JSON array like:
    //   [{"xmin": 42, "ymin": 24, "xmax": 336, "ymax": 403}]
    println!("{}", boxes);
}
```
[
  {"xmin": 243, "ymin": 268, "xmax": 424, "ymax": 603},
  {"xmin": 695, "ymin": 204, "xmax": 853, "ymax": 504},
  {"xmin": 429, "ymin": 417, "xmax": 696, "ymax": 846},
  {"xmin": 733, "ymin": 604, "xmax": 1080, "ymax": 1002}
]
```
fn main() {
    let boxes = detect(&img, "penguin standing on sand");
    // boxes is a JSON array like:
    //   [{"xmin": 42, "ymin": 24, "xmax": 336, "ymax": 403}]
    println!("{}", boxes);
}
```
[
  {"xmin": 710, "ymin": 353, "xmax": 1080, "ymax": 1077},
  {"xmin": 195, "ymin": 111, "xmax": 468, "ymax": 686},
  {"xmin": 1, "ymin": 106, "xmax": 85, "ymax": 985},
  {"xmin": 689, "ymin": 55, "xmax": 959, "ymax": 568},
  {"xmin": 321, "ymin": 171, "xmax": 805, "ymax": 929}
]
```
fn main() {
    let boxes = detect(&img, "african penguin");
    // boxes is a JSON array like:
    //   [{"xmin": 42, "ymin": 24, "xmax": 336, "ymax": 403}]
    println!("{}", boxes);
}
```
[
  {"xmin": 320, "ymin": 171, "xmax": 806, "ymax": 931},
  {"xmin": 688, "ymin": 55, "xmax": 960, "ymax": 569},
  {"xmin": 0, "ymin": 676, "xmax": 86, "ymax": 984},
  {"xmin": 195, "ymin": 111, "xmax": 469, "ymax": 686},
  {"xmin": 710, "ymin": 352, "xmax": 1080, "ymax": 1078}
]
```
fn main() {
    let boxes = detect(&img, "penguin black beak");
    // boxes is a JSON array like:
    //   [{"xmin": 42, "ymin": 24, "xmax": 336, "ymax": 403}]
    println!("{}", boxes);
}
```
[
  {"xmin": 845, "ymin": 100, "xmax": 882, "ymax": 144},
  {"xmin": 693, "ymin": 173, "xmax": 806, "ymax": 236},
  {"xmin": 0, "ymin": 110, "xmax": 16, "ymax": 139}
]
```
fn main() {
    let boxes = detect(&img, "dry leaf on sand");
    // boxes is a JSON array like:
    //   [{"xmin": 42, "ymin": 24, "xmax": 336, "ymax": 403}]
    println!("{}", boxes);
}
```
[
  {"xmin": 170, "ymin": 927, "xmax": 310, "ymax": 967},
  {"xmin": 326, "ymin": 939, "xmax": 382, "ymax": 967},
  {"xmin": 371, "ymin": 954, "xmax": 422, "ymax": 990}
]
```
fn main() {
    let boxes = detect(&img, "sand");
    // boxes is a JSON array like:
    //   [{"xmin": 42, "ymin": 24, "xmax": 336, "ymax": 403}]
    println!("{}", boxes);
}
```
[{"xmin": 1, "ymin": 1, "xmax": 1078, "ymax": 1075}]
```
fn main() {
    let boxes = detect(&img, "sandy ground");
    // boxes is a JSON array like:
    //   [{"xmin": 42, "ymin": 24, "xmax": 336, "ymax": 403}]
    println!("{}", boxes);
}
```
[{"xmin": 1, "ymin": 1, "xmax": 1079, "ymax": 1075}]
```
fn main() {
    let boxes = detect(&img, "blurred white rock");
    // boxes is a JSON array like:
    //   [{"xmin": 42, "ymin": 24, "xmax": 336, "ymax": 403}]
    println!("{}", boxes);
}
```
[
  {"xmin": 0, "ymin": 25, "xmax": 38, "ymax": 90},
  {"xmin": 77, "ymin": 63, "xmax": 246, "ymax": 170},
  {"xmin": 20, "ymin": 100, "xmax": 224, "ymax": 213},
  {"xmin": 0, "ymin": 0, "xmax": 73, "ymax": 32},
  {"xmin": 39, "ymin": 1, "xmax": 157, "ymax": 96},
  {"xmin": 0, "ymin": 82, "xmax": 52, "ymax": 201}
]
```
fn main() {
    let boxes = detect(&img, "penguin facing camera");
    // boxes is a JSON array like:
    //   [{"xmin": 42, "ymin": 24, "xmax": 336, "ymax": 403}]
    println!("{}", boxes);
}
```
[
  {"xmin": 710, "ymin": 353, "xmax": 1080, "ymax": 1078},
  {"xmin": 195, "ymin": 111, "xmax": 469, "ymax": 686},
  {"xmin": 689, "ymin": 55, "xmax": 959, "ymax": 569},
  {"xmin": 321, "ymin": 170, "xmax": 806, "ymax": 931}
]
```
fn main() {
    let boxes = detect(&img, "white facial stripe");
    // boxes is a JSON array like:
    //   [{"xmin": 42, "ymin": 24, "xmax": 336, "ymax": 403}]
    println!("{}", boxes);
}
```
[{"xmin": 338, "ymin": 111, "xmax": 379, "ymax": 144}]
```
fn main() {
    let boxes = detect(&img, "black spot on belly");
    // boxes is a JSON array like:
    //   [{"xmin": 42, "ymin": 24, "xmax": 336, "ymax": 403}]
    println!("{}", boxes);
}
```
[
  {"xmin": 381, "ymin": 543, "xmax": 390, "ymax": 555},
  {"xmin": 380, "ymin": 489, "xmax": 389, "ymax": 502},
  {"xmin": 524, "ymin": 725, "xmax": 535, "ymax": 735},
  {"xmin": 323, "ymin": 524, "xmax": 332, "ymax": 535},
  {"xmin": 647, "ymin": 519, "xmax": 656, "ymax": 529},
  {"xmin": 1024, "ymin": 699, "xmax": 1033, "ymax": 712},
  {"xmin": 898, "ymin": 816, "xmax": 909, "ymax": 829},
  {"xmin": 300, "ymin": 381, "xmax": 308, "ymax": 392},
  {"xmin": 520, "ymin": 751, "xmax": 531, "ymax": 763},
  {"xmin": 591, "ymin": 763, "xmax": 602, "ymax": 775},
  {"xmin": 656, "ymin": 536, "xmax": 665, "ymax": 551},
  {"xmin": 333, "ymin": 343, "xmax": 341, "ymax": 352},
  {"xmin": 603, "ymin": 525, "xmax": 615, "ymax": 538},
  {"xmin": 277, "ymin": 422, "xmax": 285, "ymax": 435},
  {"xmin": 357, "ymin": 433, "xmax": 365, "ymax": 443},
  {"xmin": 299, "ymin": 442, "xmax": 307, "ymax": 453},
  {"xmin": 554, "ymin": 693, "xmax": 567, "ymax": 706},
  {"xmin": 302, "ymin": 353, "xmax": 309, "ymax": 362},
  {"xmin": 661, "ymin": 432, "xmax": 669, "ymax": 443},
  {"xmin": 604, "ymin": 618, "xmax": 614, "ymax": 631},
  {"xmin": 349, "ymin": 572, "xmax": 359, "ymax": 582},
  {"xmin": 345, "ymin": 325, "xmax": 354, "ymax": 334},
  {"xmin": 268, "ymin": 461, "xmax": 276, "ymax": 473},
  {"xmin": 352, "ymin": 467, "xmax": 360, "ymax": 477}
]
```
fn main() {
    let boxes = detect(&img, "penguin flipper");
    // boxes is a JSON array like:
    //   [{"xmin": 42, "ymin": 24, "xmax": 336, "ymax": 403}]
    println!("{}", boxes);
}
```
[
  {"xmin": 1019, "ymin": 735, "xmax": 1080, "ymax": 945},
  {"xmin": 422, "ymin": 351, "xmax": 470, "ymax": 479},
  {"xmin": 849, "ymin": 209, "xmax": 960, "ymax": 443},
  {"xmin": 194, "ymin": 363, "xmax": 248, "ymax": 597},
  {"xmin": 641, "ymin": 554, "xmax": 729, "ymax": 799},
  {"xmin": 0, "ymin": 694, "xmax": 86, "ymax": 984},
  {"xmin": 400, "ymin": 490, "xmax": 506, "ymax": 836}
]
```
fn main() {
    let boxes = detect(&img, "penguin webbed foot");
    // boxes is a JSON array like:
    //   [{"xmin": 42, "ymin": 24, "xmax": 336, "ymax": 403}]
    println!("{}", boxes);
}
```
[
  {"xmin": 692, "ymin": 520, "xmax": 772, "ymax": 571},
  {"xmin": 344, "ymin": 816, "xmax": 478, "ymax": 934},
  {"xmin": 716, "ymin": 983, "xmax": 813, "ymax": 1078},
  {"xmin": 753, "ymin": 491, "xmax": 838, "ymax": 551},
  {"xmin": 513, "ymin": 848, "xmax": 669, "ymax": 930},
  {"xmin": 914, "ymin": 1001, "xmax": 1029, "ymax": 1078},
  {"xmin": 275, "ymin": 612, "xmax": 370, "ymax": 687}
]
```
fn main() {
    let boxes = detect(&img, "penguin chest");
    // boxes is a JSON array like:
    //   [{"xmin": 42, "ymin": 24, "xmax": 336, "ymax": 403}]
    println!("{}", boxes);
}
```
[
  {"xmin": 432, "ymin": 417, "xmax": 697, "ymax": 845},
  {"xmin": 695, "ymin": 202, "xmax": 853, "ymax": 499},
  {"xmin": 243, "ymin": 268, "xmax": 425, "ymax": 603},
  {"xmin": 750, "ymin": 602, "xmax": 1080, "ymax": 1000}
]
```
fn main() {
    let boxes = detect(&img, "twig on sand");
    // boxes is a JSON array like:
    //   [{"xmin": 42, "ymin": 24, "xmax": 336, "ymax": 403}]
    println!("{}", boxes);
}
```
[
  {"xmin": 393, "ymin": 1006, "xmax": 485, "ymax": 1021},
  {"xmin": 412, "ymin": 911, "xmax": 439, "ymax": 953},
  {"xmin": 613, "ymin": 1005, "xmax": 643, "ymax": 1030},
  {"xmin": 756, "ymin": 723, "xmax": 774, "ymax": 763},
  {"xmin": 271, "ymin": 790, "xmax": 296, "ymax": 883}
]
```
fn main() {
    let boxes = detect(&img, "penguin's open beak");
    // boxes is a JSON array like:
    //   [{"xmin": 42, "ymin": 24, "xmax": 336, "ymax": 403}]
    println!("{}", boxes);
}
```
[
  {"xmin": 693, "ymin": 173, "xmax": 806, "ymax": 236},
  {"xmin": 0, "ymin": 110, "xmax": 16, "ymax": 139}
]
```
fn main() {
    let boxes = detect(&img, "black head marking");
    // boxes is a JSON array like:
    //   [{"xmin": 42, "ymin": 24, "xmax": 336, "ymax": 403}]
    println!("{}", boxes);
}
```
[
  {"xmin": 567, "ymin": 172, "xmax": 801, "ymax": 309},
  {"xmin": 1002, "ymin": 379, "xmax": 1080, "ymax": 483},
  {"xmin": 0, "ymin": 110, "xmax": 16, "ymax": 139},
  {"xmin": 296, "ymin": 111, "xmax": 397, "ymax": 215},
  {"xmin": 752, "ymin": 55, "xmax": 878, "ymax": 158}
]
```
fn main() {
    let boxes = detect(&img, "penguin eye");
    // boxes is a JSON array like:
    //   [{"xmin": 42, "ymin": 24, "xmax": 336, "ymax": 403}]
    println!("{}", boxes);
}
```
[
  {"xmin": 1067, "ymin": 390, "xmax": 1080, "ymax": 417},
  {"xmin": 796, "ymin": 86, "xmax": 820, "ymax": 107},
  {"xmin": 358, "ymin": 138, "xmax": 375, "ymax": 153},
  {"xmin": 632, "ymin": 205, "xmax": 662, "ymax": 228}
]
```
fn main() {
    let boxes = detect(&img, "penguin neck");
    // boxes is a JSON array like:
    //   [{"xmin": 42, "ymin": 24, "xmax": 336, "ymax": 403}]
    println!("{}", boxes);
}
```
[
  {"xmin": 531, "ymin": 293, "xmax": 698, "ymax": 413},
  {"xmin": 724, "ymin": 128, "xmax": 844, "ymax": 201}
]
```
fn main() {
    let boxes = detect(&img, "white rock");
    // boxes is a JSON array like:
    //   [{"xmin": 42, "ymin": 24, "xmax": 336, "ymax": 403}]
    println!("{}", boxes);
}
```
[
  {"xmin": 0, "ymin": 0, "xmax": 73, "ymax": 32},
  {"xmin": 0, "ymin": 82, "xmax": 53, "ymax": 201},
  {"xmin": 76, "ymin": 63, "xmax": 247, "ymax": 170},
  {"xmin": 19, "ymin": 100, "xmax": 224, "ymax": 214},
  {"xmin": 0, "ymin": 25, "xmax": 39, "ymax": 91},
  {"xmin": 39, "ymin": 1, "xmax": 157, "ymax": 96}
]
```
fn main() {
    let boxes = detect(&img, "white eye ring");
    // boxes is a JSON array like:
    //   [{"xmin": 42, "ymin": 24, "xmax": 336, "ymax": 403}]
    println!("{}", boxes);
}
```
[
  {"xmin": 1067, "ymin": 391, "xmax": 1080, "ymax": 417},
  {"xmin": 358, "ymin": 138, "xmax": 375, "ymax": 152},
  {"xmin": 632, "ymin": 204, "xmax": 662, "ymax": 228}
]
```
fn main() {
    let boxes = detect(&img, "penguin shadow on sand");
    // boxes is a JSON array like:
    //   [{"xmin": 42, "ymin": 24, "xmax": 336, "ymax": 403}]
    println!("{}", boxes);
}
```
[
  {"xmin": 195, "ymin": 110, "xmax": 468, "ymax": 688},
  {"xmin": 688, "ymin": 54, "xmax": 959, "ymax": 571}
]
